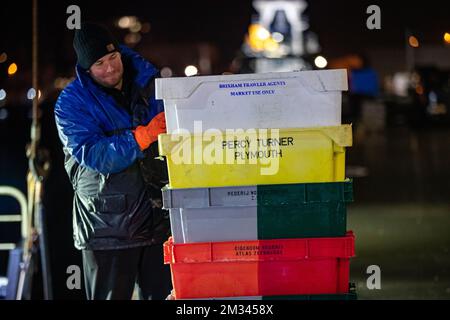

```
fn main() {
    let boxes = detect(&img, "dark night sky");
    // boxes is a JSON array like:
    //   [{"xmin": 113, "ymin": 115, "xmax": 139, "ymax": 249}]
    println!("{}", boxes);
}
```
[{"xmin": 1, "ymin": 0, "xmax": 450, "ymax": 77}]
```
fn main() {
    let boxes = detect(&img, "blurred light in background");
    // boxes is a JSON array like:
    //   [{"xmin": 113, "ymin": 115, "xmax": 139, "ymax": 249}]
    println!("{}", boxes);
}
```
[
  {"xmin": 118, "ymin": 16, "xmax": 130, "ymax": 29},
  {"xmin": 328, "ymin": 54, "xmax": 363, "ymax": 69},
  {"xmin": 314, "ymin": 55, "xmax": 328, "ymax": 69},
  {"xmin": 117, "ymin": 16, "xmax": 148, "ymax": 35},
  {"xmin": 411, "ymin": 72, "xmax": 424, "ymax": 95},
  {"xmin": 0, "ymin": 89, "xmax": 6, "ymax": 101},
  {"xmin": 256, "ymin": 25, "xmax": 271, "ymax": 40},
  {"xmin": 8, "ymin": 63, "xmax": 18, "ymax": 76},
  {"xmin": 27, "ymin": 88, "xmax": 42, "ymax": 100},
  {"xmin": 392, "ymin": 72, "xmax": 410, "ymax": 97},
  {"xmin": 117, "ymin": 16, "xmax": 150, "ymax": 47},
  {"xmin": 0, "ymin": 108, "xmax": 8, "ymax": 120},
  {"xmin": 263, "ymin": 38, "xmax": 279, "ymax": 52},
  {"xmin": 0, "ymin": 52, "xmax": 7, "ymax": 63},
  {"xmin": 271, "ymin": 32, "xmax": 284, "ymax": 43},
  {"xmin": 129, "ymin": 21, "xmax": 142, "ymax": 33},
  {"xmin": 245, "ymin": 24, "xmax": 286, "ymax": 57},
  {"xmin": 160, "ymin": 67, "xmax": 173, "ymax": 78},
  {"xmin": 184, "ymin": 65, "xmax": 198, "ymax": 77},
  {"xmin": 27, "ymin": 88, "xmax": 36, "ymax": 100},
  {"xmin": 118, "ymin": 16, "xmax": 137, "ymax": 29},
  {"xmin": 444, "ymin": 32, "xmax": 450, "ymax": 44},
  {"xmin": 246, "ymin": 24, "xmax": 275, "ymax": 52},
  {"xmin": 408, "ymin": 35, "xmax": 420, "ymax": 48},
  {"xmin": 416, "ymin": 85, "xmax": 424, "ymax": 95},
  {"xmin": 305, "ymin": 32, "xmax": 321, "ymax": 55}
]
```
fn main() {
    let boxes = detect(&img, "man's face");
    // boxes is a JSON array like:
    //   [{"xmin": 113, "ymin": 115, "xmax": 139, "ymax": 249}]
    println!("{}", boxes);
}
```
[{"xmin": 88, "ymin": 51, "xmax": 123, "ymax": 89}]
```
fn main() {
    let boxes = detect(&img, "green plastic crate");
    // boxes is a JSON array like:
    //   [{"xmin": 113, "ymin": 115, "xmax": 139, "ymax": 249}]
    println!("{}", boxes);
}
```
[{"xmin": 257, "ymin": 180, "xmax": 353, "ymax": 239}]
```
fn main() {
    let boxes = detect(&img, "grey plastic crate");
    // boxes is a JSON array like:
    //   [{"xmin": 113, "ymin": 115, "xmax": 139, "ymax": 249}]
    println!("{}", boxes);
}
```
[{"xmin": 162, "ymin": 181, "xmax": 352, "ymax": 244}]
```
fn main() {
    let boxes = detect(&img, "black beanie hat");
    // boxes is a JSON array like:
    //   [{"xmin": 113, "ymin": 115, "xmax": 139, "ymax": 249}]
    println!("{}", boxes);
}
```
[{"xmin": 73, "ymin": 22, "xmax": 120, "ymax": 70}]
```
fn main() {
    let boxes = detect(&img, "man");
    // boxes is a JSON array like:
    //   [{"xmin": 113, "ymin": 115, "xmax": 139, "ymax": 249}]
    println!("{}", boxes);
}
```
[{"xmin": 54, "ymin": 22, "xmax": 171, "ymax": 300}]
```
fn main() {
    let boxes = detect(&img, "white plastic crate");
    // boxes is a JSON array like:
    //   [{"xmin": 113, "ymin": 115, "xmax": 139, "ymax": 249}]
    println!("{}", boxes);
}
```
[{"xmin": 156, "ymin": 69, "xmax": 348, "ymax": 133}]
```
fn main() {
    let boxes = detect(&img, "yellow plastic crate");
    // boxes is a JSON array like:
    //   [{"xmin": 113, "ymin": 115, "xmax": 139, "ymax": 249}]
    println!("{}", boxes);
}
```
[{"xmin": 158, "ymin": 125, "xmax": 352, "ymax": 188}]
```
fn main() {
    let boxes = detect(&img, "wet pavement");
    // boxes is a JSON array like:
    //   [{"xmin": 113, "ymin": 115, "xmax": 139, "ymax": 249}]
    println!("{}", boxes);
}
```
[{"xmin": 346, "ymin": 123, "xmax": 450, "ymax": 299}]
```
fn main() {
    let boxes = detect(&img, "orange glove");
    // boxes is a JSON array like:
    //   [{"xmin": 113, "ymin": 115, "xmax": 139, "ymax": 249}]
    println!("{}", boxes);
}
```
[{"xmin": 133, "ymin": 112, "xmax": 166, "ymax": 151}]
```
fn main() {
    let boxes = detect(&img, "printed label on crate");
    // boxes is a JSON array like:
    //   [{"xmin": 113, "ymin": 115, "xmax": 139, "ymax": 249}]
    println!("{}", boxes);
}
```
[
  {"xmin": 226, "ymin": 189, "xmax": 257, "ymax": 201},
  {"xmin": 166, "ymin": 124, "xmax": 299, "ymax": 175},
  {"xmin": 218, "ymin": 80, "xmax": 287, "ymax": 97},
  {"xmin": 234, "ymin": 244, "xmax": 284, "ymax": 256},
  {"xmin": 224, "ymin": 137, "xmax": 294, "ymax": 161}
]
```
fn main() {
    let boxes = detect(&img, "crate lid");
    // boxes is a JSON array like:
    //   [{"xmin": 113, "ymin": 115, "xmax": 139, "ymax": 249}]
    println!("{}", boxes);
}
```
[
  {"xmin": 156, "ymin": 69, "xmax": 348, "ymax": 100},
  {"xmin": 164, "ymin": 231, "xmax": 355, "ymax": 264},
  {"xmin": 162, "ymin": 180, "xmax": 353, "ymax": 209}
]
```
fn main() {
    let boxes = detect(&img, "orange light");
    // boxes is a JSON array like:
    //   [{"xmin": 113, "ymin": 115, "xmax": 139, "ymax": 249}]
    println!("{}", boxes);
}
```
[
  {"xmin": 416, "ymin": 85, "xmax": 424, "ymax": 95},
  {"xmin": 246, "ymin": 24, "xmax": 280, "ymax": 53},
  {"xmin": 444, "ymin": 32, "xmax": 450, "ymax": 44},
  {"xmin": 246, "ymin": 24, "xmax": 265, "ymax": 52},
  {"xmin": 408, "ymin": 36, "xmax": 419, "ymax": 48},
  {"xmin": 8, "ymin": 63, "xmax": 18, "ymax": 75}
]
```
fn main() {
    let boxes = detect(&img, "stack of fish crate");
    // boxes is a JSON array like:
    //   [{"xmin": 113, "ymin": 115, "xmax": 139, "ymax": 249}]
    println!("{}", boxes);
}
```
[{"xmin": 156, "ymin": 69, "xmax": 356, "ymax": 300}]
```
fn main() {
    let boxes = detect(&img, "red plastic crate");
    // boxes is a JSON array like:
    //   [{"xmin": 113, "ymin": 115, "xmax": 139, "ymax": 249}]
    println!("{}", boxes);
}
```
[{"xmin": 164, "ymin": 231, "xmax": 355, "ymax": 299}]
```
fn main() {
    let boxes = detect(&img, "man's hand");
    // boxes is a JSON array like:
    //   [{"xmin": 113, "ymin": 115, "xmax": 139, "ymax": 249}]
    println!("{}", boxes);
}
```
[{"xmin": 133, "ymin": 112, "xmax": 166, "ymax": 151}]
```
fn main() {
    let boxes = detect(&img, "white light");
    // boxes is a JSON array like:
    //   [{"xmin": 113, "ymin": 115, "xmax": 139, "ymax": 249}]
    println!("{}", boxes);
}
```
[
  {"xmin": 118, "ymin": 16, "xmax": 130, "ymax": 29},
  {"xmin": 27, "ymin": 88, "xmax": 36, "ymax": 100},
  {"xmin": 272, "ymin": 32, "xmax": 284, "ymax": 43},
  {"xmin": 184, "ymin": 65, "xmax": 198, "ymax": 77},
  {"xmin": 392, "ymin": 73, "xmax": 409, "ymax": 97},
  {"xmin": 256, "ymin": 27, "xmax": 270, "ymax": 40},
  {"xmin": 27, "ymin": 88, "xmax": 41, "ymax": 100},
  {"xmin": 161, "ymin": 67, "xmax": 173, "ymax": 78},
  {"xmin": 118, "ymin": 16, "xmax": 138, "ymax": 29},
  {"xmin": 314, "ymin": 56, "xmax": 328, "ymax": 69},
  {"xmin": 0, "ymin": 89, "xmax": 6, "ymax": 101}
]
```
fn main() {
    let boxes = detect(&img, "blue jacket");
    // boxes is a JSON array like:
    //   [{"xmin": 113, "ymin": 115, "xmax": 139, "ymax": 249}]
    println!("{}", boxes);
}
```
[{"xmin": 55, "ymin": 46, "xmax": 168, "ymax": 250}]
